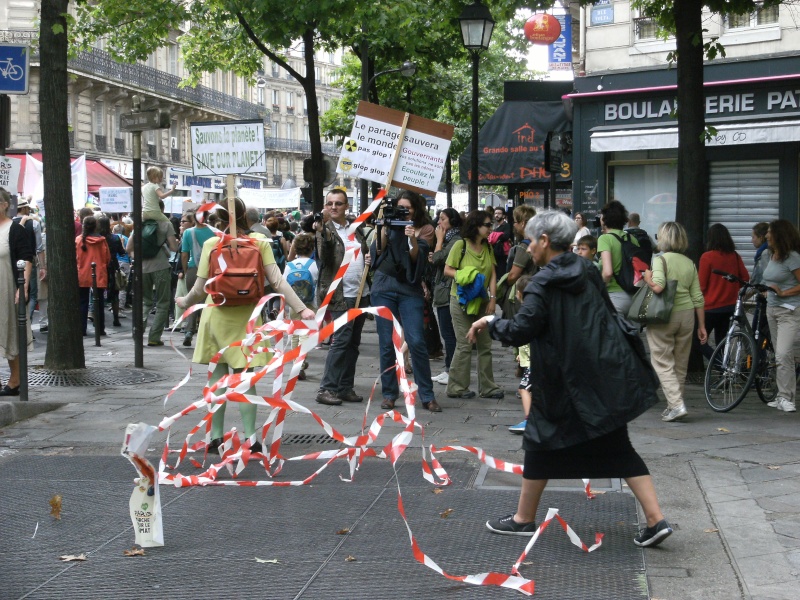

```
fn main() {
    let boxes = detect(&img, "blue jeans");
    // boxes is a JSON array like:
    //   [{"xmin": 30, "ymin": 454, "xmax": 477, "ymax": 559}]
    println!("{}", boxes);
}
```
[
  {"xmin": 371, "ymin": 290, "xmax": 434, "ymax": 404},
  {"xmin": 436, "ymin": 304, "xmax": 456, "ymax": 370},
  {"xmin": 319, "ymin": 296, "xmax": 367, "ymax": 395}
]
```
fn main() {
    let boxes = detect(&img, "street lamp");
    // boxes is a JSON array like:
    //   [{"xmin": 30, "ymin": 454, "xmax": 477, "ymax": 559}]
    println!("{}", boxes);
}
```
[
  {"xmin": 459, "ymin": 0, "xmax": 494, "ymax": 212},
  {"xmin": 359, "ymin": 60, "xmax": 418, "ymax": 212}
]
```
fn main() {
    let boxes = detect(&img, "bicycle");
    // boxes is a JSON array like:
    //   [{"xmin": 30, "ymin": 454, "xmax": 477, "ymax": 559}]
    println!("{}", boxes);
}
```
[
  {"xmin": 704, "ymin": 270, "xmax": 777, "ymax": 412},
  {"xmin": 0, "ymin": 58, "xmax": 23, "ymax": 81}
]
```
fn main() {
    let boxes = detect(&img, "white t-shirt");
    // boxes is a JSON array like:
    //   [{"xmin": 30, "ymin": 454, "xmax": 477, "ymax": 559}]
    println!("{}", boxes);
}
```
[{"xmin": 334, "ymin": 221, "xmax": 368, "ymax": 297}]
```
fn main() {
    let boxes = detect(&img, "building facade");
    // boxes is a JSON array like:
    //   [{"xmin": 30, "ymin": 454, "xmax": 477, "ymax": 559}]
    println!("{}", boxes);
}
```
[
  {"xmin": 570, "ymin": 1, "xmax": 800, "ymax": 265},
  {"xmin": 0, "ymin": 2, "xmax": 346, "ymax": 202}
]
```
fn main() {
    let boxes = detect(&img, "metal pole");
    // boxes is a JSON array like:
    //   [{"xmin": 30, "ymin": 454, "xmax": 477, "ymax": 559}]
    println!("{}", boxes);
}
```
[
  {"xmin": 469, "ymin": 51, "xmax": 480, "ymax": 212},
  {"xmin": 446, "ymin": 151, "xmax": 453, "ymax": 209},
  {"xmin": 15, "ymin": 260, "xmax": 27, "ymax": 401},
  {"xmin": 359, "ymin": 36, "xmax": 370, "ymax": 213},
  {"xmin": 91, "ymin": 262, "xmax": 101, "ymax": 347},
  {"xmin": 132, "ymin": 130, "xmax": 143, "ymax": 367}
]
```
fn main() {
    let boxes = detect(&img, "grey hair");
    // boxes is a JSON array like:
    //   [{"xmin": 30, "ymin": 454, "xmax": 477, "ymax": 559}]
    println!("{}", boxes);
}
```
[
  {"xmin": 524, "ymin": 209, "xmax": 577, "ymax": 251},
  {"xmin": 244, "ymin": 207, "xmax": 261, "ymax": 224}
]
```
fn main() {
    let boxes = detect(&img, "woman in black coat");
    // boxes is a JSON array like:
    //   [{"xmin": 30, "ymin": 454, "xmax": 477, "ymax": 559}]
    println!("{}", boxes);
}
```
[{"xmin": 467, "ymin": 210, "xmax": 673, "ymax": 548}]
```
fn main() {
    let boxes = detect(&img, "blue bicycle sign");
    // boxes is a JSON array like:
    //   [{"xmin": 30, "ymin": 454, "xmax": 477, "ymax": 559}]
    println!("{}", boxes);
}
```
[{"xmin": 0, "ymin": 44, "xmax": 29, "ymax": 94}]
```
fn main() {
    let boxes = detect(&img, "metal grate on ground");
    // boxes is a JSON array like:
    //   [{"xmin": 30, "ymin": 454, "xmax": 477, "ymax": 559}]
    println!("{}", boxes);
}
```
[
  {"xmin": 0, "ymin": 367, "xmax": 168, "ymax": 387},
  {"xmin": 1, "ymin": 455, "xmax": 648, "ymax": 600}
]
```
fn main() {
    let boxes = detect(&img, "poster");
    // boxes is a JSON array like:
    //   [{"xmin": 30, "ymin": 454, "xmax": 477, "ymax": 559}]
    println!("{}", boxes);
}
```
[
  {"xmin": 99, "ymin": 187, "xmax": 133, "ymax": 213},
  {"xmin": 0, "ymin": 155, "xmax": 21, "ymax": 194},
  {"xmin": 189, "ymin": 120, "xmax": 266, "ymax": 176}
]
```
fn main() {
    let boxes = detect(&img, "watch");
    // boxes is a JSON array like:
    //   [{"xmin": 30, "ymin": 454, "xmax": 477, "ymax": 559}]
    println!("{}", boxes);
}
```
[{"xmin": 488, "ymin": 293, "xmax": 495, "ymax": 299}]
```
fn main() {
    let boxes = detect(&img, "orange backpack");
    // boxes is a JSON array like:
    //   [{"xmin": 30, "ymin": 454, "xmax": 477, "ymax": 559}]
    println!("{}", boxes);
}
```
[{"xmin": 205, "ymin": 236, "xmax": 266, "ymax": 306}]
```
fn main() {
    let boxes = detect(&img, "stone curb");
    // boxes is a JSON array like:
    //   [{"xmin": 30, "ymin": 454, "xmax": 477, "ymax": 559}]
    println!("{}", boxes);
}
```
[{"xmin": 0, "ymin": 400, "xmax": 65, "ymax": 428}]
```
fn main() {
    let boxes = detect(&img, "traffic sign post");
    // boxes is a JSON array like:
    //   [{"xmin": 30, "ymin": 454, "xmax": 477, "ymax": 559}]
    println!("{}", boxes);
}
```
[{"xmin": 121, "ymin": 98, "xmax": 171, "ymax": 368}]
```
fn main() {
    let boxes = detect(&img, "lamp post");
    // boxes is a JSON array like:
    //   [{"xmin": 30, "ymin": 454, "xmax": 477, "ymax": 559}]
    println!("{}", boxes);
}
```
[
  {"xmin": 459, "ymin": 0, "xmax": 494, "ymax": 212},
  {"xmin": 359, "ymin": 60, "xmax": 417, "ymax": 212}
]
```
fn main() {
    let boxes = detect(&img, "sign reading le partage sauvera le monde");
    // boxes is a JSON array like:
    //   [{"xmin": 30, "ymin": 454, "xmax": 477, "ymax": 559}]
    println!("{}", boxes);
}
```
[
  {"xmin": 336, "ymin": 101, "xmax": 454, "ymax": 196},
  {"xmin": 189, "ymin": 120, "xmax": 266, "ymax": 176}
]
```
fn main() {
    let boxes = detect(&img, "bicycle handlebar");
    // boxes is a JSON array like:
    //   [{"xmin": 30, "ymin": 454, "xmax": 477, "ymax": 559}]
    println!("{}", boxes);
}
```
[{"xmin": 711, "ymin": 269, "xmax": 772, "ymax": 293}]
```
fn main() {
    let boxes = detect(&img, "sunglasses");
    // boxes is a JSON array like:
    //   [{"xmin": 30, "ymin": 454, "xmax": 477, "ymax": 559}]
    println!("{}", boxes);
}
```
[
  {"xmin": 482, "ymin": 222, "xmax": 492, "ymax": 227},
  {"xmin": 326, "ymin": 201, "xmax": 345, "ymax": 207}
]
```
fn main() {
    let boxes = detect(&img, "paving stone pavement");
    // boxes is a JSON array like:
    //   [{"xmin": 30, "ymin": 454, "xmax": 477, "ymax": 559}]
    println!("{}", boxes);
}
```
[{"xmin": 1, "ymin": 315, "xmax": 799, "ymax": 599}]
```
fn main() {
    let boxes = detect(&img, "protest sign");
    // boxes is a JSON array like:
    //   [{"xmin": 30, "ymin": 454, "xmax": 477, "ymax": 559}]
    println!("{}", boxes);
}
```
[
  {"xmin": 99, "ymin": 187, "xmax": 133, "ymax": 213},
  {"xmin": 190, "ymin": 120, "xmax": 266, "ymax": 176},
  {"xmin": 337, "ymin": 101, "xmax": 454, "ymax": 195},
  {"xmin": 190, "ymin": 185, "xmax": 204, "ymax": 203},
  {"xmin": 0, "ymin": 156, "xmax": 21, "ymax": 194}
]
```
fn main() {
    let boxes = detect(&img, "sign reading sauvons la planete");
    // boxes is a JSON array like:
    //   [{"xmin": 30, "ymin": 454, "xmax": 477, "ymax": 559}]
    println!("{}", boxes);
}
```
[{"xmin": 189, "ymin": 120, "xmax": 266, "ymax": 176}]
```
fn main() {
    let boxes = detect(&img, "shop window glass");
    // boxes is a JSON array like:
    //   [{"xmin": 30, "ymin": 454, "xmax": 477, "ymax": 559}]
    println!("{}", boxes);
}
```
[{"xmin": 607, "ymin": 161, "xmax": 677, "ymax": 236}]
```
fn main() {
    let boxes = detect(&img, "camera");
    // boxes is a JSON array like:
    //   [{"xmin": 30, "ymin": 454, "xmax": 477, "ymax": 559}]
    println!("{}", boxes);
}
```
[
  {"xmin": 375, "ymin": 198, "xmax": 413, "ymax": 229},
  {"xmin": 313, "ymin": 212, "xmax": 323, "ymax": 223},
  {"xmin": 593, "ymin": 215, "xmax": 601, "ymax": 228}
]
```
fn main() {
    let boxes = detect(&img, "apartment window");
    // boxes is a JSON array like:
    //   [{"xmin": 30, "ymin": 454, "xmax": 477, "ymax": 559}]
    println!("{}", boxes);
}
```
[
  {"xmin": 634, "ymin": 16, "xmax": 658, "ymax": 40},
  {"xmin": 257, "ymin": 86, "xmax": 264, "ymax": 104},
  {"xmin": 288, "ymin": 160, "xmax": 295, "ymax": 178},
  {"xmin": 221, "ymin": 72, "xmax": 228, "ymax": 95},
  {"xmin": 273, "ymin": 157, "xmax": 280, "ymax": 176},
  {"xmin": 170, "ymin": 121, "xmax": 178, "ymax": 148},
  {"xmin": 168, "ymin": 43, "xmax": 178, "ymax": 75},
  {"xmin": 314, "ymin": 66, "xmax": 322, "ymax": 83},
  {"xmin": 286, "ymin": 91, "xmax": 294, "ymax": 108},
  {"xmin": 231, "ymin": 76, "xmax": 237, "ymax": 97},
  {"xmin": 726, "ymin": 3, "xmax": 778, "ymax": 29},
  {"xmin": 286, "ymin": 122, "xmax": 294, "ymax": 140},
  {"xmin": 95, "ymin": 100, "xmax": 105, "ymax": 134},
  {"xmin": 147, "ymin": 130, "xmax": 155, "ymax": 145},
  {"xmin": 115, "ymin": 106, "xmax": 122, "ymax": 137},
  {"xmin": 146, "ymin": 52, "xmax": 156, "ymax": 69},
  {"xmin": 271, "ymin": 62, "xmax": 280, "ymax": 77},
  {"xmin": 272, "ymin": 89, "xmax": 280, "ymax": 106}
]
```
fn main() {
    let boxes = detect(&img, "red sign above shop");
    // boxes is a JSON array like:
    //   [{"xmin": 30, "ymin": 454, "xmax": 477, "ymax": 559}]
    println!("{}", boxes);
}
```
[{"xmin": 524, "ymin": 14, "xmax": 562, "ymax": 45}]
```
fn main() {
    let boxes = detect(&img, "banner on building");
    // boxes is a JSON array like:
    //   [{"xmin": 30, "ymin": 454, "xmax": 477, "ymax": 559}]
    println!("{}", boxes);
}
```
[{"xmin": 548, "ymin": 15, "xmax": 572, "ymax": 72}]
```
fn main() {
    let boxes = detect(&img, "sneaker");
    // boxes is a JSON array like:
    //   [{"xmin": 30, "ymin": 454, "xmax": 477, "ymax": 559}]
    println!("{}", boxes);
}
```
[
  {"xmin": 777, "ymin": 398, "xmax": 796, "ymax": 412},
  {"xmin": 767, "ymin": 397, "xmax": 782, "ymax": 408},
  {"xmin": 662, "ymin": 404, "xmax": 688, "ymax": 422},
  {"xmin": 508, "ymin": 420, "xmax": 526, "ymax": 434},
  {"xmin": 634, "ymin": 519, "xmax": 673, "ymax": 547},
  {"xmin": 432, "ymin": 372, "xmax": 449, "ymax": 385},
  {"xmin": 486, "ymin": 514, "xmax": 537, "ymax": 536}
]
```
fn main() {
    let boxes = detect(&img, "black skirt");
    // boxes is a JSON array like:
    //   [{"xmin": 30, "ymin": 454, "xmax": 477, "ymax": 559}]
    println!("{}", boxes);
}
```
[{"xmin": 523, "ymin": 425, "xmax": 649, "ymax": 480}]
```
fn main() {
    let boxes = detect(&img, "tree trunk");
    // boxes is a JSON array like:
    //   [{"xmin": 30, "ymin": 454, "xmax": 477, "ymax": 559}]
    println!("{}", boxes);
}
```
[
  {"xmin": 674, "ymin": 0, "xmax": 707, "ymax": 264},
  {"xmin": 40, "ymin": 0, "xmax": 86, "ymax": 369},
  {"xmin": 302, "ymin": 28, "xmax": 325, "ymax": 213}
]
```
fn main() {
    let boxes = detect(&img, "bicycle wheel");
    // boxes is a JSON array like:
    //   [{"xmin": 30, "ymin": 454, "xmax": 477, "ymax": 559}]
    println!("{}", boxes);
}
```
[
  {"xmin": 755, "ymin": 340, "xmax": 778, "ymax": 403},
  {"xmin": 705, "ymin": 331, "xmax": 757, "ymax": 412},
  {"xmin": 8, "ymin": 65, "xmax": 23, "ymax": 81}
]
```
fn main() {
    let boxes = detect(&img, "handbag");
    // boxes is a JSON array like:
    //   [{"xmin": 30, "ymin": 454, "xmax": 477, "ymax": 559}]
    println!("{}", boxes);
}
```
[{"xmin": 627, "ymin": 255, "xmax": 677, "ymax": 324}]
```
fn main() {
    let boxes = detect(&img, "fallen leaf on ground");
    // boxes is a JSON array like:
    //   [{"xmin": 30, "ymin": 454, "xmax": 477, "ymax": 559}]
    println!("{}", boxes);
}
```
[
  {"xmin": 123, "ymin": 547, "xmax": 145, "ymax": 557},
  {"xmin": 717, "ymin": 428, "xmax": 730, "ymax": 433},
  {"xmin": 439, "ymin": 508, "xmax": 454, "ymax": 518},
  {"xmin": 59, "ymin": 554, "xmax": 87, "ymax": 562},
  {"xmin": 336, "ymin": 528, "xmax": 350, "ymax": 535},
  {"xmin": 767, "ymin": 466, "xmax": 781, "ymax": 470},
  {"xmin": 521, "ymin": 561, "xmax": 533, "ymax": 566},
  {"xmin": 443, "ymin": 439, "xmax": 459, "ymax": 444},
  {"xmin": 704, "ymin": 528, "xmax": 719, "ymax": 533},
  {"xmin": 254, "ymin": 557, "xmax": 279, "ymax": 564},
  {"xmin": 433, "ymin": 488, "xmax": 443, "ymax": 494},
  {"xmin": 49, "ymin": 495, "xmax": 63, "ymax": 520},
  {"xmin": 345, "ymin": 555, "xmax": 357, "ymax": 562}
]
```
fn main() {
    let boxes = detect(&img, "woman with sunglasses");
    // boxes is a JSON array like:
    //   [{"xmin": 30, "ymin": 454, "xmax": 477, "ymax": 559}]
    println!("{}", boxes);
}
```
[{"xmin": 443, "ymin": 209, "xmax": 503, "ymax": 400}]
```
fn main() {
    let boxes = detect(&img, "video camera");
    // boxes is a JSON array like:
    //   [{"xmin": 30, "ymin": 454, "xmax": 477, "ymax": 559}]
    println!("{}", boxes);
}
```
[{"xmin": 374, "ymin": 197, "xmax": 413, "ymax": 229}]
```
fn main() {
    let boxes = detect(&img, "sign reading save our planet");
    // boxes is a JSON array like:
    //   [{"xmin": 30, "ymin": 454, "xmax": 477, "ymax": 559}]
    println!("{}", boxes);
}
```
[
  {"xmin": 337, "ymin": 101, "xmax": 454, "ymax": 196},
  {"xmin": 189, "ymin": 120, "xmax": 266, "ymax": 176}
]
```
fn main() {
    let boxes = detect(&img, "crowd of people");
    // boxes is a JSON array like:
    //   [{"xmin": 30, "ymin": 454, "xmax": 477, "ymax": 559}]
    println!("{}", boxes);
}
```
[{"xmin": 3, "ymin": 178, "xmax": 800, "ymax": 550}]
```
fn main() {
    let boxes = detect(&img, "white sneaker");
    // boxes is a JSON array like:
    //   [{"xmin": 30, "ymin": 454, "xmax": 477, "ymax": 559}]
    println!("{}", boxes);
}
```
[
  {"xmin": 662, "ymin": 404, "xmax": 688, "ymax": 422},
  {"xmin": 767, "ymin": 398, "xmax": 782, "ymax": 408},
  {"xmin": 433, "ymin": 372, "xmax": 449, "ymax": 385},
  {"xmin": 777, "ymin": 398, "xmax": 796, "ymax": 412}
]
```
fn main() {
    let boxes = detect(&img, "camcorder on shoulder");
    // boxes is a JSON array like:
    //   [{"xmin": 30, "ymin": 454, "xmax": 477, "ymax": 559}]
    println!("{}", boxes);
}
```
[{"xmin": 375, "ymin": 197, "xmax": 413, "ymax": 229}]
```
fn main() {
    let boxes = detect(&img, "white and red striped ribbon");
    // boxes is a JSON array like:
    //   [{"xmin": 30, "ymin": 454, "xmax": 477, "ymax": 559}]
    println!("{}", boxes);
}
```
[{"xmin": 134, "ymin": 190, "xmax": 603, "ymax": 595}]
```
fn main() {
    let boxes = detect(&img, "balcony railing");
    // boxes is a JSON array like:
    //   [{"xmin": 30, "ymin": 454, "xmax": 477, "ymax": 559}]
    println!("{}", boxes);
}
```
[
  {"xmin": 265, "ymin": 137, "xmax": 338, "ymax": 154},
  {"xmin": 95, "ymin": 134, "xmax": 107, "ymax": 152},
  {"xmin": 66, "ymin": 47, "xmax": 263, "ymax": 119},
  {"xmin": 272, "ymin": 174, "xmax": 282, "ymax": 186}
]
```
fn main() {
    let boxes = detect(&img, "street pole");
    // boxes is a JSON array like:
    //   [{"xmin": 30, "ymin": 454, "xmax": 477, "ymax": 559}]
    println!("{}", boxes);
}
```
[
  {"xmin": 132, "ymin": 128, "xmax": 143, "ymax": 368},
  {"xmin": 16, "ymin": 260, "xmax": 27, "ymax": 401},
  {"xmin": 359, "ymin": 36, "xmax": 370, "ymax": 213},
  {"xmin": 445, "ymin": 151, "xmax": 453, "ymax": 209},
  {"xmin": 469, "ymin": 51, "xmax": 479, "ymax": 212}
]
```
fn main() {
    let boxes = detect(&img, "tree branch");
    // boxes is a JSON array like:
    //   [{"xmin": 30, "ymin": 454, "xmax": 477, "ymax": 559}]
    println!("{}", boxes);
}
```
[{"xmin": 235, "ymin": 11, "xmax": 305, "ymax": 83}]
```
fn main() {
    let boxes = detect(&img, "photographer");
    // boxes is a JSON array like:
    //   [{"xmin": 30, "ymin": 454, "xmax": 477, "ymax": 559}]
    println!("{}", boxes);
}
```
[
  {"xmin": 313, "ymin": 188, "xmax": 371, "ymax": 406},
  {"xmin": 371, "ymin": 190, "xmax": 440, "ymax": 412}
]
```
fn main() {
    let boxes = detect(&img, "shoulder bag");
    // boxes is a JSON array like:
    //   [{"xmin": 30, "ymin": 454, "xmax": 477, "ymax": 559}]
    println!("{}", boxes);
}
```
[{"xmin": 627, "ymin": 255, "xmax": 677, "ymax": 324}]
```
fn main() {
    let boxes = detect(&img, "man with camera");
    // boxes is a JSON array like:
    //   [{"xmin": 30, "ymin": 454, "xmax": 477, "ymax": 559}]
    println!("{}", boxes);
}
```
[{"xmin": 313, "ymin": 188, "xmax": 371, "ymax": 406}]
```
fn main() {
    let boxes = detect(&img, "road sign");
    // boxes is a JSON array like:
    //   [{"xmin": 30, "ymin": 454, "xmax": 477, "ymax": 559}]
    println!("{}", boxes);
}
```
[
  {"xmin": 0, "ymin": 44, "xmax": 30, "ymax": 94},
  {"xmin": 120, "ymin": 110, "xmax": 171, "ymax": 132}
]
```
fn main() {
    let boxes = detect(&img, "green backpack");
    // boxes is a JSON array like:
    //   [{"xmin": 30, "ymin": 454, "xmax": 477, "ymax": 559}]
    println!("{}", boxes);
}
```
[{"xmin": 140, "ymin": 220, "xmax": 164, "ymax": 259}]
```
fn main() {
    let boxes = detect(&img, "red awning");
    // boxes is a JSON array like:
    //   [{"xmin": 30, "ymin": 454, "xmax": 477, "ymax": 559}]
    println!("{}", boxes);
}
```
[{"xmin": 7, "ymin": 153, "xmax": 132, "ymax": 194}]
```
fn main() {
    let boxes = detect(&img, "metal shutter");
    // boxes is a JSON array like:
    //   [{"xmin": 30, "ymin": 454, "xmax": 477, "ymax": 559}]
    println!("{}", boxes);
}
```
[{"xmin": 708, "ymin": 159, "xmax": 779, "ymax": 273}]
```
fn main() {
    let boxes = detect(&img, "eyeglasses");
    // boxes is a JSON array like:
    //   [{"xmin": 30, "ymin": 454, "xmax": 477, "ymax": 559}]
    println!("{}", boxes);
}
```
[
  {"xmin": 326, "ymin": 201, "xmax": 345, "ymax": 207},
  {"xmin": 180, "ymin": 219, "xmax": 192, "ymax": 223}
]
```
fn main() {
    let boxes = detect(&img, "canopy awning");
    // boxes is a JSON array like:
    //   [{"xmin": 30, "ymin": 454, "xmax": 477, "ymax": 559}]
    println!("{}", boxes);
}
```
[
  {"xmin": 85, "ymin": 160, "xmax": 131, "ymax": 193},
  {"xmin": 590, "ymin": 120, "xmax": 800, "ymax": 152}
]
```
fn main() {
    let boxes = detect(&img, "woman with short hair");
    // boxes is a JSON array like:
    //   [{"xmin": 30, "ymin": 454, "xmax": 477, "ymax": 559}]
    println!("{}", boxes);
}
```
[{"xmin": 597, "ymin": 200, "xmax": 638, "ymax": 315}]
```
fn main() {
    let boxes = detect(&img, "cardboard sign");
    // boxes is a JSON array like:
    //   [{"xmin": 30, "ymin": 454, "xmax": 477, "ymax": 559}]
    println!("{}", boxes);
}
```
[
  {"xmin": 0, "ymin": 155, "xmax": 21, "ymax": 194},
  {"xmin": 122, "ymin": 423, "xmax": 163, "ymax": 548},
  {"xmin": 190, "ymin": 120, "xmax": 267, "ymax": 176},
  {"xmin": 99, "ymin": 187, "xmax": 133, "ymax": 213},
  {"xmin": 337, "ymin": 101, "xmax": 454, "ymax": 195},
  {"xmin": 190, "ymin": 185, "xmax": 204, "ymax": 203}
]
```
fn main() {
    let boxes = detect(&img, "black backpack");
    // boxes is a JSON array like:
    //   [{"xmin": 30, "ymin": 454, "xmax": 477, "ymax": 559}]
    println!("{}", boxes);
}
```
[
  {"xmin": 609, "ymin": 232, "xmax": 651, "ymax": 294},
  {"xmin": 270, "ymin": 235, "xmax": 286, "ymax": 273},
  {"xmin": 625, "ymin": 228, "xmax": 654, "ymax": 266}
]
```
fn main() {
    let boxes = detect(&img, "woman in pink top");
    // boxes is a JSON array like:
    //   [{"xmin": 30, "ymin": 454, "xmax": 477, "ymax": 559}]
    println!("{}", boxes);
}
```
[{"xmin": 698, "ymin": 223, "xmax": 748, "ymax": 358}]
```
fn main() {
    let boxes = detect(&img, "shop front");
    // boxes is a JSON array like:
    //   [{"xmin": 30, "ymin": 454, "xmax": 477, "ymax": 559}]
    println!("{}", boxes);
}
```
[{"xmin": 568, "ymin": 55, "xmax": 800, "ymax": 267}]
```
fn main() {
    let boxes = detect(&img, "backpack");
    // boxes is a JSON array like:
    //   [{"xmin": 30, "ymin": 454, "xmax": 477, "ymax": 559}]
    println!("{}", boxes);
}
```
[
  {"xmin": 270, "ymin": 235, "xmax": 286, "ymax": 273},
  {"xmin": 205, "ymin": 237, "xmax": 266, "ymax": 306},
  {"xmin": 609, "ymin": 232, "xmax": 651, "ymax": 294},
  {"xmin": 625, "ymin": 228, "xmax": 654, "ymax": 266},
  {"xmin": 285, "ymin": 258, "xmax": 316, "ymax": 305},
  {"xmin": 140, "ymin": 219, "xmax": 164, "ymax": 259}
]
